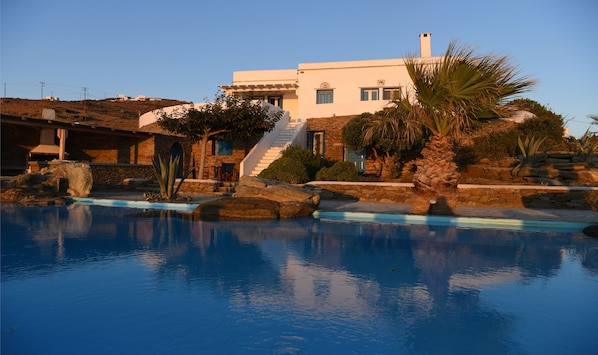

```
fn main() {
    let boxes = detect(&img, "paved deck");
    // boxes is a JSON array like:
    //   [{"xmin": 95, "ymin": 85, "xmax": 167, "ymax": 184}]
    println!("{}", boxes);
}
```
[{"xmin": 87, "ymin": 190, "xmax": 598, "ymax": 224}]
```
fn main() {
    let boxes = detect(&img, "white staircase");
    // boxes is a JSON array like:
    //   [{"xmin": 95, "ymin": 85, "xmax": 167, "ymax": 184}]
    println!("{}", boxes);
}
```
[{"xmin": 250, "ymin": 121, "xmax": 302, "ymax": 176}]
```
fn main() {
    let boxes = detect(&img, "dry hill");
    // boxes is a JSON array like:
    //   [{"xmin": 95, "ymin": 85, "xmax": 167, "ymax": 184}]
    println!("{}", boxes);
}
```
[{"xmin": 0, "ymin": 98, "xmax": 188, "ymax": 131}]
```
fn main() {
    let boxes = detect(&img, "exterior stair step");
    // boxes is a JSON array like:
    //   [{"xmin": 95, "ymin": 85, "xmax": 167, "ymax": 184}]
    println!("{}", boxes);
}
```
[
  {"xmin": 215, "ymin": 182, "xmax": 237, "ymax": 195},
  {"xmin": 246, "ymin": 119, "xmax": 304, "ymax": 176}
]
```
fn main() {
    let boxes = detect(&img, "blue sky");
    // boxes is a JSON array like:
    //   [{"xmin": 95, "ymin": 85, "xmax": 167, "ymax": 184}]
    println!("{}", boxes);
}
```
[{"xmin": 2, "ymin": 0, "xmax": 596, "ymax": 137}]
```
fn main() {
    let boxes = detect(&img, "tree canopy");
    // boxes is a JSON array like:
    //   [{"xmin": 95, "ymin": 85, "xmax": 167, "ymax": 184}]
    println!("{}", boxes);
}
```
[
  {"xmin": 400, "ymin": 41, "xmax": 536, "ymax": 196},
  {"xmin": 158, "ymin": 92, "xmax": 283, "ymax": 142},
  {"xmin": 158, "ymin": 92, "xmax": 283, "ymax": 178},
  {"xmin": 404, "ymin": 42, "xmax": 536, "ymax": 138}
]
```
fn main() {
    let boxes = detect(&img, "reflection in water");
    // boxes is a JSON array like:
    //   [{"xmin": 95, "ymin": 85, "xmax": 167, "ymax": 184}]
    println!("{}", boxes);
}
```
[{"xmin": 2, "ymin": 204, "xmax": 598, "ymax": 354}]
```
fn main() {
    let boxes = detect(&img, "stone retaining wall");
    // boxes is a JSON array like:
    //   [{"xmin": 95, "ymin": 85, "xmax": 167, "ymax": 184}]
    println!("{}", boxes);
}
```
[
  {"xmin": 307, "ymin": 181, "xmax": 598, "ymax": 211},
  {"xmin": 89, "ymin": 164, "xmax": 219, "ymax": 195},
  {"xmin": 177, "ymin": 179, "xmax": 220, "ymax": 195},
  {"xmin": 90, "ymin": 163, "xmax": 154, "ymax": 186}
]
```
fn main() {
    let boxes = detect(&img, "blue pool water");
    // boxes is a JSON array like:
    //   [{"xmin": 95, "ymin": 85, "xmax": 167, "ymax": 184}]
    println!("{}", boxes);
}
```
[{"xmin": 2, "ymin": 204, "xmax": 598, "ymax": 354}]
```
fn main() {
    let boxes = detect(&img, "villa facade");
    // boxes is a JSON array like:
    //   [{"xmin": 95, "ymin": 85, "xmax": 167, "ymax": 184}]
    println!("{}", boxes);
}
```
[
  {"xmin": 216, "ymin": 33, "xmax": 435, "ymax": 174},
  {"xmin": 1, "ymin": 34, "xmax": 436, "ymax": 183},
  {"xmin": 220, "ymin": 33, "xmax": 432, "ymax": 122}
]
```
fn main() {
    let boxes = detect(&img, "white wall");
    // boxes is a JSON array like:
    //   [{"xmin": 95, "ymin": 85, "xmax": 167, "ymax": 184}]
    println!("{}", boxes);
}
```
[{"xmin": 296, "ymin": 58, "xmax": 415, "ymax": 119}]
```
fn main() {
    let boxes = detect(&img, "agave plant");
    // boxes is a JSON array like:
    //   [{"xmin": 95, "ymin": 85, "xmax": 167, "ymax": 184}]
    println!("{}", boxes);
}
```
[
  {"xmin": 575, "ymin": 129, "xmax": 597, "ymax": 166},
  {"xmin": 511, "ymin": 135, "xmax": 549, "ymax": 176},
  {"xmin": 150, "ymin": 154, "xmax": 194, "ymax": 200}
]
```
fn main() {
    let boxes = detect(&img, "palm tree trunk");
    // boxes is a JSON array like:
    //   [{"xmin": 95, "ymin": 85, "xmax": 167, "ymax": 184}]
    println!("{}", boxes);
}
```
[{"xmin": 412, "ymin": 136, "xmax": 460, "ymax": 214}]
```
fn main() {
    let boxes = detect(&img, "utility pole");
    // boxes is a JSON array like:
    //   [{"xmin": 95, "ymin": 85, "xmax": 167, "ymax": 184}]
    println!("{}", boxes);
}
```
[
  {"xmin": 40, "ymin": 81, "xmax": 45, "ymax": 100},
  {"xmin": 82, "ymin": 87, "xmax": 88, "ymax": 121}
]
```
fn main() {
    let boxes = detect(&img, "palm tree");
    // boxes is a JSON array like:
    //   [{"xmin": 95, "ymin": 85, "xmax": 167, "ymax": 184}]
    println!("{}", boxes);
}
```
[
  {"xmin": 402, "ymin": 42, "xmax": 535, "ymax": 200},
  {"xmin": 362, "ymin": 103, "xmax": 424, "ymax": 178}
]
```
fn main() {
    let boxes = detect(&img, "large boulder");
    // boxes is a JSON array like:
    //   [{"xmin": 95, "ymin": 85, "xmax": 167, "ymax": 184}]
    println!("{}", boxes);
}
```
[
  {"xmin": 0, "ymin": 173, "xmax": 70, "ymax": 205},
  {"xmin": 193, "ymin": 176, "xmax": 320, "ymax": 220},
  {"xmin": 234, "ymin": 176, "xmax": 320, "ymax": 206},
  {"xmin": 193, "ymin": 197, "xmax": 315, "ymax": 220},
  {"xmin": 41, "ymin": 161, "xmax": 93, "ymax": 197}
]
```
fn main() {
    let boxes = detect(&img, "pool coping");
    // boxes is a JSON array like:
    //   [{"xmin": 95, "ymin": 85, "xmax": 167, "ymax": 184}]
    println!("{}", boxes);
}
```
[
  {"xmin": 71, "ymin": 197, "xmax": 200, "ymax": 212},
  {"xmin": 71, "ymin": 197, "xmax": 593, "ymax": 233},
  {"xmin": 311, "ymin": 210, "xmax": 591, "ymax": 233}
]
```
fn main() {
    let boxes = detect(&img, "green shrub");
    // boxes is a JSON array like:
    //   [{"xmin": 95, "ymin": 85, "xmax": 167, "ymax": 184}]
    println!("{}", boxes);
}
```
[
  {"xmin": 315, "ymin": 161, "xmax": 362, "ymax": 181},
  {"xmin": 517, "ymin": 117, "xmax": 565, "ymax": 151},
  {"xmin": 258, "ymin": 157, "xmax": 309, "ymax": 184},
  {"xmin": 281, "ymin": 146, "xmax": 325, "ymax": 180},
  {"xmin": 510, "ymin": 99, "xmax": 567, "ymax": 150},
  {"xmin": 470, "ymin": 129, "xmax": 519, "ymax": 162},
  {"xmin": 572, "ymin": 129, "xmax": 598, "ymax": 166},
  {"xmin": 464, "ymin": 99, "xmax": 567, "ymax": 163}
]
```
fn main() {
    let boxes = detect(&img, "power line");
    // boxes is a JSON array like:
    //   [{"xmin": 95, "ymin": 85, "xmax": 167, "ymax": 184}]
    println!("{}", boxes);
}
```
[{"xmin": 2, "ymin": 81, "xmax": 122, "ymax": 101}]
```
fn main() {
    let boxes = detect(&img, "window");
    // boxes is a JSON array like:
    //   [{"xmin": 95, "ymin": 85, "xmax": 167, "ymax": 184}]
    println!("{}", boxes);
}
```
[
  {"xmin": 212, "ymin": 140, "xmax": 233, "ymax": 156},
  {"xmin": 383, "ymin": 87, "xmax": 402, "ymax": 100},
  {"xmin": 268, "ymin": 96, "xmax": 283, "ymax": 108},
  {"xmin": 361, "ymin": 88, "xmax": 379, "ymax": 101},
  {"xmin": 345, "ymin": 148, "xmax": 366, "ymax": 173},
  {"xmin": 316, "ymin": 90, "xmax": 333, "ymax": 104}
]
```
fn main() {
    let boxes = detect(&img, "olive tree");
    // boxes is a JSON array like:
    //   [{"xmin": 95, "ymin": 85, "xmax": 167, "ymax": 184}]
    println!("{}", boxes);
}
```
[{"xmin": 158, "ymin": 92, "xmax": 283, "ymax": 178}]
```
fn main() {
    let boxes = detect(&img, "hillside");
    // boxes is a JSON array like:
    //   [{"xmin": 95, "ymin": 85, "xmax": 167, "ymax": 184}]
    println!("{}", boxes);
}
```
[{"xmin": 0, "ymin": 98, "xmax": 188, "ymax": 131}]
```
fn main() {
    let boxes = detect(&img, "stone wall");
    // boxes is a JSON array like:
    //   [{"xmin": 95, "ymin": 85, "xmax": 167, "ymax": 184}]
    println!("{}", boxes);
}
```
[
  {"xmin": 90, "ymin": 163, "xmax": 154, "ymax": 186},
  {"xmin": 200, "ymin": 137, "xmax": 261, "ymax": 180},
  {"xmin": 177, "ymin": 179, "xmax": 220, "ymax": 195},
  {"xmin": 307, "ymin": 181, "xmax": 598, "ymax": 210},
  {"xmin": 461, "ymin": 152, "xmax": 598, "ymax": 186},
  {"xmin": 305, "ymin": 116, "xmax": 401, "ymax": 176},
  {"xmin": 306, "ymin": 116, "xmax": 353, "ymax": 162}
]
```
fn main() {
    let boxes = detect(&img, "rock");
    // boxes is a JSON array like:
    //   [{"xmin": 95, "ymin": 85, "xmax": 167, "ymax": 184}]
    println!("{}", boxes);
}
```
[
  {"xmin": 0, "ymin": 172, "xmax": 71, "ymax": 205},
  {"xmin": 41, "ymin": 161, "xmax": 93, "ymax": 197},
  {"xmin": 234, "ymin": 176, "xmax": 320, "ymax": 206},
  {"xmin": 193, "ymin": 197, "xmax": 314, "ymax": 220},
  {"xmin": 577, "ymin": 170, "xmax": 598, "ymax": 185},
  {"xmin": 193, "ymin": 176, "xmax": 320, "ymax": 220},
  {"xmin": 583, "ymin": 225, "xmax": 598, "ymax": 238},
  {"xmin": 279, "ymin": 201, "xmax": 315, "ymax": 219}
]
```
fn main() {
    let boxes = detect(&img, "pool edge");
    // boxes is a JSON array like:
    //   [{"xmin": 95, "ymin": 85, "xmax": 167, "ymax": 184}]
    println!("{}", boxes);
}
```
[
  {"xmin": 71, "ymin": 197, "xmax": 199, "ymax": 211},
  {"xmin": 312, "ymin": 210, "xmax": 591, "ymax": 233},
  {"xmin": 70, "ymin": 197, "xmax": 591, "ymax": 233}
]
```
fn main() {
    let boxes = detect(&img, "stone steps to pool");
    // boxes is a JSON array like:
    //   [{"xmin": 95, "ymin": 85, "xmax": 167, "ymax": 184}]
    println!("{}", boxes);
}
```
[{"xmin": 215, "ymin": 182, "xmax": 237, "ymax": 196}]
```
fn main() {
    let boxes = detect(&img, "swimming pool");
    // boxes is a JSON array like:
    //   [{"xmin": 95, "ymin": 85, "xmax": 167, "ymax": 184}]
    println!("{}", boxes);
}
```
[{"xmin": 2, "ymin": 203, "xmax": 598, "ymax": 354}]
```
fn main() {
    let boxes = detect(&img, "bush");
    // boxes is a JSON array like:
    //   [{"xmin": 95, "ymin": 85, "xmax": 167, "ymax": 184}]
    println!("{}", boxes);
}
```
[
  {"xmin": 470, "ymin": 129, "xmax": 519, "ymax": 162},
  {"xmin": 281, "ymin": 146, "xmax": 325, "ymax": 180},
  {"xmin": 315, "ymin": 161, "xmax": 362, "ymax": 181},
  {"xmin": 258, "ymin": 157, "xmax": 309, "ymax": 184},
  {"xmin": 465, "ymin": 99, "xmax": 567, "ymax": 163}
]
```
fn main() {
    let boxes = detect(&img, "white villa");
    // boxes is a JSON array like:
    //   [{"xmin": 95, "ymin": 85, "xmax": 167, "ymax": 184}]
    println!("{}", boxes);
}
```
[
  {"xmin": 140, "ymin": 33, "xmax": 437, "ymax": 179},
  {"xmin": 220, "ymin": 33, "xmax": 434, "ymax": 121}
]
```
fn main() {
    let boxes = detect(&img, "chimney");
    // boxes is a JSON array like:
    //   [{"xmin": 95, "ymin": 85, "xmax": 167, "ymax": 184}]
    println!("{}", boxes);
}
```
[{"xmin": 419, "ymin": 32, "xmax": 431, "ymax": 57}]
